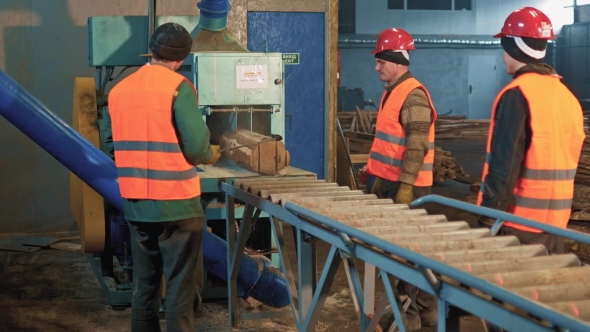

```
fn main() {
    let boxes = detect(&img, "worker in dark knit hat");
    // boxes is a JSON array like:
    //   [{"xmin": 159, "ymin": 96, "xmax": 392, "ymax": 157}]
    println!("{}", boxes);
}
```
[
  {"xmin": 365, "ymin": 27, "xmax": 438, "ymax": 332},
  {"xmin": 105, "ymin": 22, "xmax": 220, "ymax": 332},
  {"xmin": 477, "ymin": 7, "xmax": 585, "ymax": 256}
]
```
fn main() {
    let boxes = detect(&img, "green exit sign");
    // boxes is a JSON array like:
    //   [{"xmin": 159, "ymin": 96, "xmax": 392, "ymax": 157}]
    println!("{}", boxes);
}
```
[{"xmin": 282, "ymin": 53, "xmax": 300, "ymax": 65}]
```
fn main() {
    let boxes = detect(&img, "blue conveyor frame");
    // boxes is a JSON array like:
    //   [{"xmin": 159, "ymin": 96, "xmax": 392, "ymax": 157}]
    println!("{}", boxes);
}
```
[{"xmin": 221, "ymin": 182, "xmax": 590, "ymax": 331}]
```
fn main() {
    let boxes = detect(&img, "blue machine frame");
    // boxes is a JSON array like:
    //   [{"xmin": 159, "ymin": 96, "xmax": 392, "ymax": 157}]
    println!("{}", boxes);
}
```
[{"xmin": 221, "ymin": 182, "xmax": 590, "ymax": 332}]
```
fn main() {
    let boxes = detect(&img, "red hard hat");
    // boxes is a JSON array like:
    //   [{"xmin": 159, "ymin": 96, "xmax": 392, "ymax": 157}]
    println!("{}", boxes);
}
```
[
  {"xmin": 370, "ymin": 28, "xmax": 416, "ymax": 54},
  {"xmin": 494, "ymin": 7, "xmax": 555, "ymax": 40}
]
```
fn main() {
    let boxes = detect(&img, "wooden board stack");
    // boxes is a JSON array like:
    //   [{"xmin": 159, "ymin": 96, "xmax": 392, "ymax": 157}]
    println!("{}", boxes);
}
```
[
  {"xmin": 434, "ymin": 115, "xmax": 490, "ymax": 142},
  {"xmin": 337, "ymin": 112, "xmax": 491, "ymax": 142},
  {"xmin": 340, "ymin": 137, "xmax": 470, "ymax": 185},
  {"xmin": 433, "ymin": 147, "xmax": 471, "ymax": 183},
  {"xmin": 337, "ymin": 108, "xmax": 378, "ymax": 134}
]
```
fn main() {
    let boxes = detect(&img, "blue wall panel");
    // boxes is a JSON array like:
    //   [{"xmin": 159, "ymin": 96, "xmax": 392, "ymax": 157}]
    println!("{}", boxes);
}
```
[{"xmin": 248, "ymin": 12, "xmax": 325, "ymax": 178}]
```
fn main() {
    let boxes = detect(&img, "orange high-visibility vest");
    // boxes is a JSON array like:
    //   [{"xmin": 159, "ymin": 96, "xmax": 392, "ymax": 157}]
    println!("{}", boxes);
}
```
[
  {"xmin": 477, "ymin": 73, "xmax": 585, "ymax": 233},
  {"xmin": 366, "ymin": 78, "xmax": 437, "ymax": 186},
  {"xmin": 108, "ymin": 64, "xmax": 202, "ymax": 200}
]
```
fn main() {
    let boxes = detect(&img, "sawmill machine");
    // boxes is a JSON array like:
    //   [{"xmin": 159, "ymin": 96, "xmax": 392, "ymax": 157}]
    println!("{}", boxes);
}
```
[{"xmin": 68, "ymin": 0, "xmax": 315, "ymax": 308}]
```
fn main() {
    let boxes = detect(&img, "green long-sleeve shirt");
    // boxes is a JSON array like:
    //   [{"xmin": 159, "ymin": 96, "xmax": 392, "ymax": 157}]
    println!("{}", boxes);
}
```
[{"xmin": 101, "ymin": 77, "xmax": 212, "ymax": 222}]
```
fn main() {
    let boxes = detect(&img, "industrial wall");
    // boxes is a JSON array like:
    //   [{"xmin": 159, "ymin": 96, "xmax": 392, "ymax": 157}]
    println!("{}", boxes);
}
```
[
  {"xmin": 355, "ymin": 0, "xmax": 574, "ymax": 35},
  {"xmin": 340, "ymin": 45, "xmax": 510, "ymax": 117},
  {"xmin": 0, "ymin": 0, "xmax": 332, "ymax": 234},
  {"xmin": 339, "ymin": 0, "xmax": 573, "ymax": 119}
]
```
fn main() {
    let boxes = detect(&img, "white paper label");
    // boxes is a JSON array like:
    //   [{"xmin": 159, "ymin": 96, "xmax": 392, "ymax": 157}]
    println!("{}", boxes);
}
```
[{"xmin": 236, "ymin": 64, "xmax": 269, "ymax": 89}]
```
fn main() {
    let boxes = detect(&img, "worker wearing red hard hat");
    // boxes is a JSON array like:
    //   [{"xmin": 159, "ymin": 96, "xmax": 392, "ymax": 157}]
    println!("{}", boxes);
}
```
[
  {"xmin": 366, "ymin": 28, "xmax": 438, "ymax": 331},
  {"xmin": 477, "ymin": 7, "xmax": 585, "ymax": 254}
]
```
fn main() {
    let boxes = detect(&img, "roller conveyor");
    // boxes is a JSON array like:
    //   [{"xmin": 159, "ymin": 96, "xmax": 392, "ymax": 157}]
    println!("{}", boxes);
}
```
[{"xmin": 221, "ymin": 176, "xmax": 590, "ymax": 332}]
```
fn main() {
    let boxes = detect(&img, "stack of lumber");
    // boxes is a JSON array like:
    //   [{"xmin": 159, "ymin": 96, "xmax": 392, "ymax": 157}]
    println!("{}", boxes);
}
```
[
  {"xmin": 433, "ymin": 147, "xmax": 470, "ymax": 183},
  {"xmin": 583, "ymin": 110, "xmax": 590, "ymax": 133},
  {"xmin": 434, "ymin": 115, "xmax": 490, "ymax": 142},
  {"xmin": 346, "ymin": 149, "xmax": 469, "ymax": 184},
  {"xmin": 337, "ymin": 108, "xmax": 378, "ymax": 134},
  {"xmin": 220, "ymin": 128, "xmax": 290, "ymax": 175},
  {"xmin": 338, "ymin": 112, "xmax": 491, "ymax": 142},
  {"xmin": 339, "ymin": 138, "xmax": 470, "ymax": 185}
]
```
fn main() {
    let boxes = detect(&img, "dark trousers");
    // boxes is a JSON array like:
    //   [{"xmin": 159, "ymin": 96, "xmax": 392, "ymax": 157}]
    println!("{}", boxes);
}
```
[
  {"xmin": 380, "ymin": 179, "xmax": 436, "ymax": 317},
  {"xmin": 127, "ymin": 217, "xmax": 205, "ymax": 332}
]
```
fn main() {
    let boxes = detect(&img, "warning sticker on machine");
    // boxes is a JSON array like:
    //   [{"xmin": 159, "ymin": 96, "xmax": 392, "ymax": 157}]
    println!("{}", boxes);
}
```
[{"xmin": 236, "ymin": 64, "xmax": 269, "ymax": 89}]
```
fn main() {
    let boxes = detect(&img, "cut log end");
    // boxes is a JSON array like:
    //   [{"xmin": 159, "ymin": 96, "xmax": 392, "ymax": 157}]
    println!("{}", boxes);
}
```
[{"xmin": 220, "ymin": 128, "xmax": 290, "ymax": 175}]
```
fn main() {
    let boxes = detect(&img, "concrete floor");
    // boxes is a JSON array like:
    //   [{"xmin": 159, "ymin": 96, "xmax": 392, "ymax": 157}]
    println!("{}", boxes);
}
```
[{"xmin": 0, "ymin": 141, "xmax": 584, "ymax": 332}]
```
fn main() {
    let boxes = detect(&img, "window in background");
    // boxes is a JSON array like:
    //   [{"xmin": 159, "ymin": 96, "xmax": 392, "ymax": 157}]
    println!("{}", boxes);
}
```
[
  {"xmin": 408, "ymin": 0, "xmax": 452, "ymax": 10},
  {"xmin": 388, "ymin": 0, "xmax": 472, "ymax": 11},
  {"xmin": 387, "ymin": 0, "xmax": 404, "ymax": 10},
  {"xmin": 338, "ymin": 0, "xmax": 356, "ymax": 34},
  {"xmin": 455, "ymin": 0, "xmax": 472, "ymax": 11}
]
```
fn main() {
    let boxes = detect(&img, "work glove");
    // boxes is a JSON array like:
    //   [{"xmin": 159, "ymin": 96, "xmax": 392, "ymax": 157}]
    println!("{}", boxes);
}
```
[
  {"xmin": 204, "ymin": 145, "xmax": 221, "ymax": 165},
  {"xmin": 370, "ymin": 177, "xmax": 382, "ymax": 196},
  {"xmin": 395, "ymin": 182, "xmax": 414, "ymax": 205}
]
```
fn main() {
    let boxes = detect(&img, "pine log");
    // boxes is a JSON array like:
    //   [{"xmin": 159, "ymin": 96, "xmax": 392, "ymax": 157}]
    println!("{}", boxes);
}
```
[{"xmin": 220, "ymin": 128, "xmax": 290, "ymax": 175}]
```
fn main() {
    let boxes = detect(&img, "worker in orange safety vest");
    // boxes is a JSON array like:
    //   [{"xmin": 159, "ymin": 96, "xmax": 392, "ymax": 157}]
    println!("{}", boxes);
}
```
[
  {"xmin": 366, "ymin": 27, "xmax": 438, "ymax": 332},
  {"xmin": 104, "ymin": 23, "xmax": 221, "ymax": 332},
  {"xmin": 477, "ymin": 7, "xmax": 585, "ymax": 254}
]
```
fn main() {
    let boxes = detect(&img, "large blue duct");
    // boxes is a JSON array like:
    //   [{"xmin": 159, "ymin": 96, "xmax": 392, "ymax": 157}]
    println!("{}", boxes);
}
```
[
  {"xmin": 191, "ymin": 0, "xmax": 248, "ymax": 52},
  {"xmin": 0, "ymin": 68, "xmax": 290, "ymax": 308}
]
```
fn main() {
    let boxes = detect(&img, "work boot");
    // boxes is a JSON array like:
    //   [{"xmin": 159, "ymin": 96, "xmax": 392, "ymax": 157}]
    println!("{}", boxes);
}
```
[{"xmin": 379, "ymin": 312, "xmax": 422, "ymax": 332}]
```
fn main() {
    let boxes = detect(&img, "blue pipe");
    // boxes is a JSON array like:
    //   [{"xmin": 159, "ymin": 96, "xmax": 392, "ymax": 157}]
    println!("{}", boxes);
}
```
[
  {"xmin": 0, "ymin": 68, "xmax": 290, "ymax": 308},
  {"xmin": 197, "ymin": 0, "xmax": 231, "ymax": 31}
]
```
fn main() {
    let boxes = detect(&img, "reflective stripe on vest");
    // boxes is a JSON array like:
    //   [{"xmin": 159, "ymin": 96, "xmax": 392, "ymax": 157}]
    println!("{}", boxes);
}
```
[
  {"xmin": 108, "ymin": 64, "xmax": 202, "ymax": 200},
  {"xmin": 366, "ymin": 78, "xmax": 438, "ymax": 186},
  {"xmin": 477, "ymin": 73, "xmax": 585, "ymax": 233}
]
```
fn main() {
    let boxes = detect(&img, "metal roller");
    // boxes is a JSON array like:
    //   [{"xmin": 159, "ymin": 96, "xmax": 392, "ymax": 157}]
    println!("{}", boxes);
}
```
[
  {"xmin": 426, "ymin": 245, "xmax": 549, "ymax": 264},
  {"xmin": 308, "ymin": 205, "xmax": 409, "ymax": 215},
  {"xmin": 233, "ymin": 176, "xmax": 316, "ymax": 189},
  {"xmin": 449, "ymin": 254, "xmax": 580, "ymax": 275},
  {"xmin": 510, "ymin": 283, "xmax": 590, "ymax": 304},
  {"xmin": 270, "ymin": 192, "xmax": 377, "ymax": 205},
  {"xmin": 332, "ymin": 215, "xmax": 448, "ymax": 228},
  {"xmin": 248, "ymin": 182, "xmax": 336, "ymax": 191},
  {"xmin": 478, "ymin": 266, "xmax": 590, "ymax": 288},
  {"xmin": 286, "ymin": 198, "xmax": 394, "ymax": 208},
  {"xmin": 260, "ymin": 186, "xmax": 351, "ymax": 199},
  {"xmin": 239, "ymin": 178, "xmax": 325, "ymax": 191},
  {"xmin": 272, "ymin": 191, "xmax": 370, "ymax": 204},
  {"xmin": 318, "ymin": 208, "xmax": 428, "ymax": 220},
  {"xmin": 397, "ymin": 236, "xmax": 520, "ymax": 254},
  {"xmin": 548, "ymin": 301, "xmax": 590, "ymax": 322},
  {"xmin": 358, "ymin": 222, "xmax": 471, "ymax": 236},
  {"xmin": 379, "ymin": 228, "xmax": 491, "ymax": 243}
]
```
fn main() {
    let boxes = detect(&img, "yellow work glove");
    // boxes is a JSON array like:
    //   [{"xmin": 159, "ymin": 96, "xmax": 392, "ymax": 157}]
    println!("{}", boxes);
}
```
[
  {"xmin": 204, "ymin": 145, "xmax": 221, "ymax": 165},
  {"xmin": 370, "ymin": 177, "xmax": 382, "ymax": 196},
  {"xmin": 395, "ymin": 182, "xmax": 414, "ymax": 205}
]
